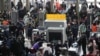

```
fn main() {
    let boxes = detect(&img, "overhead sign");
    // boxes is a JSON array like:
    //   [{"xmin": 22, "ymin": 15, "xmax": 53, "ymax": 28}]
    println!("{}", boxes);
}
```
[{"xmin": 46, "ymin": 14, "xmax": 66, "ymax": 21}]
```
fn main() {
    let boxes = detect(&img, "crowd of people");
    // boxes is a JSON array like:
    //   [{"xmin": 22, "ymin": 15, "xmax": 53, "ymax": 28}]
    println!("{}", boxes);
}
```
[
  {"xmin": 0, "ymin": 0, "xmax": 100, "ymax": 56},
  {"xmin": 66, "ymin": 1, "xmax": 100, "ymax": 56}
]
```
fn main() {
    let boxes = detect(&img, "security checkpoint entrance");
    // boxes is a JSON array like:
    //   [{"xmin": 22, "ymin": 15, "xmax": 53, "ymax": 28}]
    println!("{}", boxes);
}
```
[{"xmin": 45, "ymin": 14, "xmax": 67, "ymax": 43}]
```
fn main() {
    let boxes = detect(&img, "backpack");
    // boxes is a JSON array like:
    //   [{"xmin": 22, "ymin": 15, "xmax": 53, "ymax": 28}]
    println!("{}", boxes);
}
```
[
  {"xmin": 44, "ymin": 51, "xmax": 49, "ymax": 56},
  {"xmin": 44, "ymin": 50, "xmax": 53, "ymax": 56}
]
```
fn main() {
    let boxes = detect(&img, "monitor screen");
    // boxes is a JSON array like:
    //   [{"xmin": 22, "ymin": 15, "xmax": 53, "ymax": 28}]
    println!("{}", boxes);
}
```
[{"xmin": 48, "ymin": 32, "xmax": 62, "ymax": 42}]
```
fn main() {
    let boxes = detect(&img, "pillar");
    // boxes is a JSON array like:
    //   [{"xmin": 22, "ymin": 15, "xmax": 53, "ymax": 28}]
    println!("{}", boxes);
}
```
[
  {"xmin": 7, "ymin": 0, "xmax": 11, "ymax": 12},
  {"xmin": 26, "ymin": 0, "xmax": 30, "ymax": 11},
  {"xmin": 51, "ymin": 0, "xmax": 55, "ymax": 13},
  {"xmin": 94, "ymin": 0, "xmax": 97, "ymax": 6},
  {"xmin": 13, "ymin": 0, "xmax": 15, "ymax": 4},
  {"xmin": 0, "ymin": 0, "xmax": 5, "ymax": 13},
  {"xmin": 76, "ymin": 0, "xmax": 80, "ymax": 24}
]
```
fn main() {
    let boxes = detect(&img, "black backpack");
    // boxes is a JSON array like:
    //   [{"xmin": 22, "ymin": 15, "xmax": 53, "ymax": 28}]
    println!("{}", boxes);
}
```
[
  {"xmin": 44, "ymin": 51, "xmax": 49, "ymax": 56},
  {"xmin": 44, "ymin": 51, "xmax": 53, "ymax": 56}
]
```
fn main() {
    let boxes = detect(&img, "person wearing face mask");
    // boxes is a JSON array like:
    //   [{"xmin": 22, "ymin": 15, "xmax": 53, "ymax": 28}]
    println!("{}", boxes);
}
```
[
  {"xmin": 66, "ymin": 23, "xmax": 73, "ymax": 47},
  {"xmin": 71, "ymin": 21, "xmax": 78, "ymax": 41}
]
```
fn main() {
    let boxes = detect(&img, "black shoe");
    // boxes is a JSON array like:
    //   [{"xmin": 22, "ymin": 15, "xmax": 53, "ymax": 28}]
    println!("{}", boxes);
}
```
[{"xmin": 82, "ymin": 54, "xmax": 86, "ymax": 56}]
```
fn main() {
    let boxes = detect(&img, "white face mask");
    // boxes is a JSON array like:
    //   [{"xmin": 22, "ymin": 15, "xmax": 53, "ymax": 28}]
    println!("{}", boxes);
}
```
[
  {"xmin": 72, "ymin": 22, "xmax": 76, "ymax": 24},
  {"xmin": 68, "ymin": 23, "xmax": 70, "ymax": 26},
  {"xmin": 73, "ymin": 4, "xmax": 75, "ymax": 7}
]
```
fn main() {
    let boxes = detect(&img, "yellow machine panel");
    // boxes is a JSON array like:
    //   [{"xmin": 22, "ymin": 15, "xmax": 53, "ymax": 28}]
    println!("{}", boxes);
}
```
[{"xmin": 46, "ymin": 14, "xmax": 66, "ymax": 21}]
